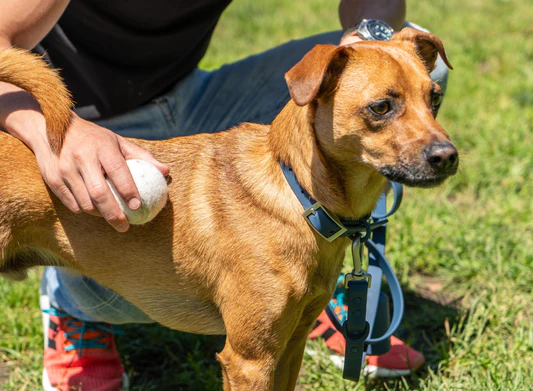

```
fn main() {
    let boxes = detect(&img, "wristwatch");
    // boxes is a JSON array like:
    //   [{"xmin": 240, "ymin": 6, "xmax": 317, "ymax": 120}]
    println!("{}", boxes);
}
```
[{"xmin": 343, "ymin": 19, "xmax": 394, "ymax": 41}]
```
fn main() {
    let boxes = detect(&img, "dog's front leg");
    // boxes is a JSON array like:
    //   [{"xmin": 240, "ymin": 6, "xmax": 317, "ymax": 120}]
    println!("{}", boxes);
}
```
[
  {"xmin": 272, "ymin": 329, "xmax": 308, "ymax": 390},
  {"xmin": 272, "ymin": 298, "xmax": 330, "ymax": 390},
  {"xmin": 217, "ymin": 333, "xmax": 310, "ymax": 391},
  {"xmin": 216, "ymin": 295, "xmax": 330, "ymax": 391},
  {"xmin": 217, "ymin": 338, "xmax": 276, "ymax": 391},
  {"xmin": 216, "ymin": 289, "xmax": 308, "ymax": 390}
]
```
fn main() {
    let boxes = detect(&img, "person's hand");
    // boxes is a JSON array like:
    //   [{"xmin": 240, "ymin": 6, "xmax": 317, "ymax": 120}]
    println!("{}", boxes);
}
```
[
  {"xmin": 339, "ymin": 31, "xmax": 364, "ymax": 46},
  {"xmin": 33, "ymin": 114, "xmax": 170, "ymax": 232}
]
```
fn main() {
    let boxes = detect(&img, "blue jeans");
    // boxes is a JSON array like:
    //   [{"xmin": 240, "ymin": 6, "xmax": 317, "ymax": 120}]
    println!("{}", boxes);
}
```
[{"xmin": 43, "ymin": 26, "xmax": 449, "ymax": 324}]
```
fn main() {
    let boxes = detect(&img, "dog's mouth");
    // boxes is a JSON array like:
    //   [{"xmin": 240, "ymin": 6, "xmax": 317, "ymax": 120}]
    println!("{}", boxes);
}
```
[{"xmin": 378, "ymin": 164, "xmax": 457, "ymax": 188}]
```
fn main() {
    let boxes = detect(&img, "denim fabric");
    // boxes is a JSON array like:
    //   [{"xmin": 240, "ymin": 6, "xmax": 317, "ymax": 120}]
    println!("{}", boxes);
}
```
[{"xmin": 44, "ymin": 26, "xmax": 450, "ymax": 324}]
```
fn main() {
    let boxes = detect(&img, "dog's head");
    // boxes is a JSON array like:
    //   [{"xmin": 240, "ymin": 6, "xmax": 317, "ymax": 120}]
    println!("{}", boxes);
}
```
[{"xmin": 285, "ymin": 28, "xmax": 458, "ymax": 188}]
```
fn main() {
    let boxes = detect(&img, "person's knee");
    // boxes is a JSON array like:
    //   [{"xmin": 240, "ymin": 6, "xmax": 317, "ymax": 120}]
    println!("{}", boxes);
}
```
[
  {"xmin": 430, "ymin": 55, "xmax": 449, "ymax": 95},
  {"xmin": 43, "ymin": 267, "xmax": 153, "ymax": 324},
  {"xmin": 402, "ymin": 21, "xmax": 450, "ymax": 95}
]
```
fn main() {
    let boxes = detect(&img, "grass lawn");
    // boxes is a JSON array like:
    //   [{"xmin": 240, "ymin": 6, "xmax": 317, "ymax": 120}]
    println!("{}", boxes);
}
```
[{"xmin": 2, "ymin": 0, "xmax": 533, "ymax": 390}]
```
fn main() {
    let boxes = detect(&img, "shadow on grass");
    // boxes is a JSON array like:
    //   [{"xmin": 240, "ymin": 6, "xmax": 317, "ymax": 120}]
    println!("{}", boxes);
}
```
[
  {"xmin": 116, "ymin": 325, "xmax": 224, "ymax": 391},
  {"xmin": 116, "ymin": 283, "xmax": 462, "ymax": 391},
  {"xmin": 363, "ymin": 282, "xmax": 462, "ymax": 390}
]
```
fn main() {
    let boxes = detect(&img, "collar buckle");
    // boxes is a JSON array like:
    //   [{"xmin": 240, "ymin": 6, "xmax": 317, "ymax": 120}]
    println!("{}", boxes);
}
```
[{"xmin": 303, "ymin": 202, "xmax": 347, "ymax": 242}]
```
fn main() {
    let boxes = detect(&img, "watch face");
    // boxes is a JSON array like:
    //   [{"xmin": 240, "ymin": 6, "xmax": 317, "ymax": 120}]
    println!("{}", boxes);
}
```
[{"xmin": 365, "ymin": 19, "xmax": 394, "ymax": 41}]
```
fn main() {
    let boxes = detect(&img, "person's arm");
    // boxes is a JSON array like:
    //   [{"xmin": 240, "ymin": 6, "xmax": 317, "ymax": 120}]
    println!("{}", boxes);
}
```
[
  {"xmin": 338, "ymin": 0, "xmax": 406, "ymax": 45},
  {"xmin": 0, "ymin": 0, "xmax": 169, "ymax": 232}
]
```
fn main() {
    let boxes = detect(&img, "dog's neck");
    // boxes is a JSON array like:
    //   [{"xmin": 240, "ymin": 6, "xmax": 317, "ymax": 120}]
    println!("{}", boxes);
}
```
[{"xmin": 269, "ymin": 100, "xmax": 386, "ymax": 219}]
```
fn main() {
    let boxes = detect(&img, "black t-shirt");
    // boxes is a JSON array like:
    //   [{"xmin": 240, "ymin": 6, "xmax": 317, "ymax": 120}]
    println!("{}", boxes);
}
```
[{"xmin": 39, "ymin": 0, "xmax": 232, "ymax": 119}]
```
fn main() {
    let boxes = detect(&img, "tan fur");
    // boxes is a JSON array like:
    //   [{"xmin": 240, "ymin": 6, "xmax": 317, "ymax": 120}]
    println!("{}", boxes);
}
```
[
  {"xmin": 0, "ymin": 48, "xmax": 72, "ymax": 154},
  {"xmin": 0, "ymin": 28, "xmax": 456, "ymax": 390}
]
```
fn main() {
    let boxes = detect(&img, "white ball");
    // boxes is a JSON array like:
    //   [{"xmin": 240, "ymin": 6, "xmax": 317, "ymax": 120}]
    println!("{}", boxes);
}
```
[{"xmin": 106, "ymin": 159, "xmax": 169, "ymax": 225}]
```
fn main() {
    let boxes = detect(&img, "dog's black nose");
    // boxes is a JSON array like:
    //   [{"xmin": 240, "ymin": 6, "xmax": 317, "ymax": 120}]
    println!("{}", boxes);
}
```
[{"xmin": 424, "ymin": 142, "xmax": 458, "ymax": 171}]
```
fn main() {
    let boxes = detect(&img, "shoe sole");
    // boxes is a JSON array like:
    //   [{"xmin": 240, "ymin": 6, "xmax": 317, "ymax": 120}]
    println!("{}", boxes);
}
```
[
  {"xmin": 43, "ymin": 368, "xmax": 129, "ymax": 391},
  {"xmin": 42, "ymin": 368, "xmax": 56, "ymax": 391},
  {"xmin": 305, "ymin": 348, "xmax": 414, "ymax": 378},
  {"xmin": 40, "ymin": 293, "xmax": 51, "ymax": 349},
  {"xmin": 362, "ymin": 365, "xmax": 412, "ymax": 378}
]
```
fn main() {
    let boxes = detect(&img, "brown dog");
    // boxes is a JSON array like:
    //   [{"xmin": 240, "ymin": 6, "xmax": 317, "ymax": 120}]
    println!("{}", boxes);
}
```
[{"xmin": 0, "ymin": 28, "xmax": 457, "ymax": 390}]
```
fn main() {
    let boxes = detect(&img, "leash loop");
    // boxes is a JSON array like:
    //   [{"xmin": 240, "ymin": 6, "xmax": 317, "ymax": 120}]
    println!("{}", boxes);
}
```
[
  {"xmin": 343, "ymin": 320, "xmax": 370, "ymax": 344},
  {"xmin": 342, "ymin": 273, "xmax": 370, "ymax": 382},
  {"xmin": 358, "ymin": 219, "xmax": 372, "ymax": 242},
  {"xmin": 371, "ymin": 182, "xmax": 403, "ymax": 219}
]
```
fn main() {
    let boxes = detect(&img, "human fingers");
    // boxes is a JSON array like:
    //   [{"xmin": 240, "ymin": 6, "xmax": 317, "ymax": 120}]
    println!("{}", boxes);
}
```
[
  {"xmin": 98, "ymin": 142, "xmax": 142, "ymax": 212},
  {"xmin": 77, "ymin": 155, "xmax": 130, "ymax": 232},
  {"xmin": 36, "ymin": 153, "xmax": 82, "ymax": 214},
  {"xmin": 45, "ymin": 172, "xmax": 82, "ymax": 214},
  {"xmin": 119, "ymin": 138, "xmax": 170, "ymax": 177},
  {"xmin": 60, "ymin": 165, "xmax": 101, "ymax": 217}
]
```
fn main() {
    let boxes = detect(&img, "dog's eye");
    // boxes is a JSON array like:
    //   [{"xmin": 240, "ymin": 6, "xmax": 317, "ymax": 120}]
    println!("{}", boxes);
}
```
[
  {"xmin": 369, "ymin": 101, "xmax": 390, "ymax": 115},
  {"xmin": 431, "ymin": 93, "xmax": 442, "ymax": 107}
]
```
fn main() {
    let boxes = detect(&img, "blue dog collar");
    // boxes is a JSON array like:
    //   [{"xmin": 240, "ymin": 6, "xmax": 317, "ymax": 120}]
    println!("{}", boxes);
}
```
[{"xmin": 279, "ymin": 163, "xmax": 387, "ymax": 241}]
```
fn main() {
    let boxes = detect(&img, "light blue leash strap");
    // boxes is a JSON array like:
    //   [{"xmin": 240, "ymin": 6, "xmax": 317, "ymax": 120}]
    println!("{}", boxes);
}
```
[{"xmin": 365, "ymin": 239, "xmax": 404, "ymax": 344}]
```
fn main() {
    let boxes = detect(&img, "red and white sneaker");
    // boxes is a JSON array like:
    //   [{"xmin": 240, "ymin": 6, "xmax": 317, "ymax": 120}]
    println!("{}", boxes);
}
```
[
  {"xmin": 308, "ymin": 303, "xmax": 425, "ymax": 378},
  {"xmin": 40, "ymin": 294, "xmax": 129, "ymax": 391},
  {"xmin": 364, "ymin": 335, "xmax": 425, "ymax": 378}
]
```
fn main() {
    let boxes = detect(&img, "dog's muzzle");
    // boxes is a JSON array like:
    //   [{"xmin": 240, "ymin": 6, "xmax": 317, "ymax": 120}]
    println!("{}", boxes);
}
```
[{"xmin": 378, "ymin": 141, "xmax": 459, "ymax": 188}]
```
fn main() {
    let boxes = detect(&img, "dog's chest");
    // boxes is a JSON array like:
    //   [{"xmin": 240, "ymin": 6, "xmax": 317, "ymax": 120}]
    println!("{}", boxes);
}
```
[{"xmin": 133, "ymin": 290, "xmax": 226, "ymax": 334}]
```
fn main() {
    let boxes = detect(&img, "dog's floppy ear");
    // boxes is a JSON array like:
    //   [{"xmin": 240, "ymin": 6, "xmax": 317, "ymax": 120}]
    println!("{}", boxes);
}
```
[
  {"xmin": 392, "ymin": 28, "xmax": 453, "ymax": 72},
  {"xmin": 285, "ymin": 44, "xmax": 353, "ymax": 106}
]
